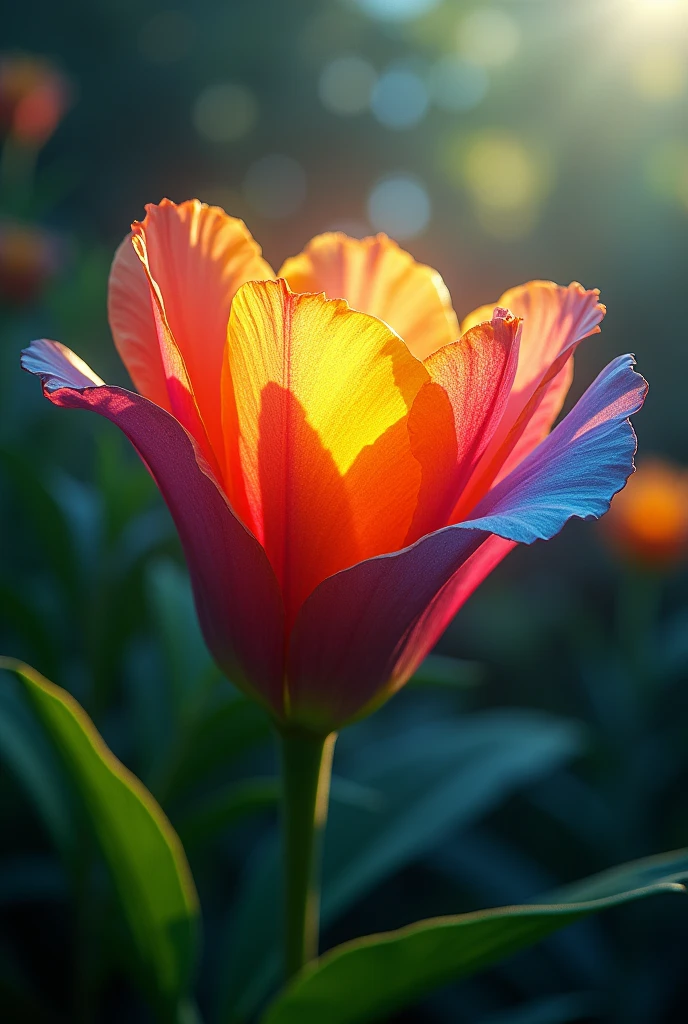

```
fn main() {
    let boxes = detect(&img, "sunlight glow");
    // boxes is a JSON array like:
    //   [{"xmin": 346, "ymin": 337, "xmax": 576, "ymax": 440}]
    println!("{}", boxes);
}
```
[
  {"xmin": 631, "ymin": 45, "xmax": 687, "ymax": 100},
  {"xmin": 626, "ymin": 0, "xmax": 686, "ymax": 20}
]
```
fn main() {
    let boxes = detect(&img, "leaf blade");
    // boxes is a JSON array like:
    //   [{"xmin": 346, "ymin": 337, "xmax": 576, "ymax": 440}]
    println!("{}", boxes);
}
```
[
  {"xmin": 261, "ymin": 849, "xmax": 688, "ymax": 1024},
  {"xmin": 218, "ymin": 711, "xmax": 582, "ymax": 1022},
  {"xmin": 0, "ymin": 658, "xmax": 199, "ymax": 1011}
]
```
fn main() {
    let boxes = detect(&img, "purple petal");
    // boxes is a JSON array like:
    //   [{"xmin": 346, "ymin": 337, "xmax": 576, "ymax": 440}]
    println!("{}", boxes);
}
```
[
  {"xmin": 463, "ymin": 354, "xmax": 647, "ymax": 542},
  {"xmin": 22, "ymin": 339, "xmax": 286, "ymax": 716}
]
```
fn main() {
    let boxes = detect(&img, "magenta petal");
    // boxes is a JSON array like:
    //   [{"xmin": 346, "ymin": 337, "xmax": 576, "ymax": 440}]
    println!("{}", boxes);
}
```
[
  {"xmin": 22, "ymin": 339, "xmax": 286, "ymax": 716},
  {"xmin": 287, "ymin": 525, "xmax": 498, "ymax": 731}
]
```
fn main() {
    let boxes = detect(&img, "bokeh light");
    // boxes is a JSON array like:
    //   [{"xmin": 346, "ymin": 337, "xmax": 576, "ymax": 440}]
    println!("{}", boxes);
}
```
[
  {"xmin": 371, "ymin": 68, "xmax": 429, "ymax": 129},
  {"xmin": 604, "ymin": 458, "xmax": 688, "ymax": 569},
  {"xmin": 0, "ymin": 54, "xmax": 70, "ymax": 146},
  {"xmin": 367, "ymin": 173, "xmax": 430, "ymax": 238},
  {"xmin": 447, "ymin": 130, "xmax": 552, "ymax": 238},
  {"xmin": 428, "ymin": 56, "xmax": 488, "ymax": 112},
  {"xmin": 457, "ymin": 8, "xmax": 521, "ymax": 69},
  {"xmin": 192, "ymin": 83, "xmax": 258, "ymax": 143},
  {"xmin": 0, "ymin": 220, "xmax": 63, "ymax": 303},
  {"xmin": 644, "ymin": 139, "xmax": 688, "ymax": 211},
  {"xmin": 628, "ymin": 0, "xmax": 685, "ymax": 16},
  {"xmin": 318, "ymin": 55, "xmax": 377, "ymax": 116},
  {"xmin": 242, "ymin": 154, "xmax": 306, "ymax": 218},
  {"xmin": 352, "ymin": 0, "xmax": 442, "ymax": 23},
  {"xmin": 630, "ymin": 46, "xmax": 687, "ymax": 101}
]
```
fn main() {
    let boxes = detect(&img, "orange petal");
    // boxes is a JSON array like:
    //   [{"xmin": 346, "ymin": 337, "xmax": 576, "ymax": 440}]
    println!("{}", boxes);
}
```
[
  {"xmin": 108, "ymin": 234, "xmax": 170, "ymax": 411},
  {"xmin": 279, "ymin": 232, "xmax": 460, "ymax": 360},
  {"xmin": 406, "ymin": 309, "xmax": 521, "ymax": 542},
  {"xmin": 453, "ymin": 281, "xmax": 605, "ymax": 520},
  {"xmin": 462, "ymin": 280, "xmax": 604, "ymax": 401},
  {"xmin": 222, "ymin": 279, "xmax": 429, "ymax": 626},
  {"xmin": 108, "ymin": 199, "xmax": 274, "ymax": 464}
]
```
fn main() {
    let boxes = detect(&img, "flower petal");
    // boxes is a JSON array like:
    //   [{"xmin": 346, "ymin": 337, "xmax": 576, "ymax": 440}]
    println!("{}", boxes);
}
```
[
  {"xmin": 406, "ymin": 308, "xmax": 521, "ymax": 542},
  {"xmin": 21, "ymin": 339, "xmax": 286, "ymax": 716},
  {"xmin": 222, "ymin": 279, "xmax": 429, "ymax": 627},
  {"xmin": 462, "ymin": 354, "xmax": 647, "ymax": 541},
  {"xmin": 286, "ymin": 530, "xmax": 511, "ymax": 731},
  {"xmin": 454, "ymin": 282, "xmax": 605, "ymax": 519},
  {"xmin": 286, "ymin": 354, "xmax": 645, "ymax": 731},
  {"xmin": 108, "ymin": 234, "xmax": 170, "ymax": 411},
  {"xmin": 279, "ymin": 232, "xmax": 460, "ymax": 360},
  {"xmin": 108, "ymin": 199, "xmax": 274, "ymax": 463}
]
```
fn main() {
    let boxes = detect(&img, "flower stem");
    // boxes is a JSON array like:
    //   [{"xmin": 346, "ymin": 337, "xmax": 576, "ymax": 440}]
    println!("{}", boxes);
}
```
[{"xmin": 279, "ymin": 728, "xmax": 336, "ymax": 980}]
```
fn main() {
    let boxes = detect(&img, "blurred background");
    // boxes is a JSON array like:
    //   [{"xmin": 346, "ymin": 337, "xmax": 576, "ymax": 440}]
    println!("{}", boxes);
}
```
[{"xmin": 1, "ymin": 0, "xmax": 688, "ymax": 1021}]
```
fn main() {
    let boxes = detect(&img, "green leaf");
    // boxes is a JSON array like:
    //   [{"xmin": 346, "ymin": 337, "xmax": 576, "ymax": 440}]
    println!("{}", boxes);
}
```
[
  {"xmin": 219, "ymin": 711, "xmax": 582, "ymax": 1022},
  {"xmin": 158, "ymin": 691, "xmax": 272, "ymax": 802},
  {"xmin": 146, "ymin": 558, "xmax": 216, "ymax": 716},
  {"xmin": 0, "ymin": 659, "xmax": 200, "ymax": 1015},
  {"xmin": 0, "ymin": 447, "xmax": 79, "ymax": 604},
  {"xmin": 323, "ymin": 712, "xmax": 583, "ymax": 920},
  {"xmin": 261, "ymin": 848, "xmax": 688, "ymax": 1024},
  {"xmin": 0, "ymin": 681, "xmax": 77, "ymax": 862}
]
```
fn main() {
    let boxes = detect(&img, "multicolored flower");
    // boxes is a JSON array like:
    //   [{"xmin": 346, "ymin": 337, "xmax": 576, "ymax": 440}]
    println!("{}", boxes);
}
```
[{"xmin": 22, "ymin": 199, "xmax": 647, "ymax": 731}]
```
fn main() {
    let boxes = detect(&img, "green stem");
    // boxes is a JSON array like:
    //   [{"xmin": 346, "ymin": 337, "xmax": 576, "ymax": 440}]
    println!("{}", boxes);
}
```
[{"xmin": 279, "ymin": 728, "xmax": 336, "ymax": 980}]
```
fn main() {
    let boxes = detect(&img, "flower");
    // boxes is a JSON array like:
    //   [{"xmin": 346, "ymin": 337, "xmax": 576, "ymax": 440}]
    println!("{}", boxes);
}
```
[
  {"xmin": 0, "ymin": 221, "xmax": 62, "ymax": 304},
  {"xmin": 603, "ymin": 457, "xmax": 688, "ymax": 569},
  {"xmin": 22, "ymin": 199, "xmax": 647, "ymax": 732},
  {"xmin": 0, "ymin": 54, "xmax": 71, "ymax": 146}
]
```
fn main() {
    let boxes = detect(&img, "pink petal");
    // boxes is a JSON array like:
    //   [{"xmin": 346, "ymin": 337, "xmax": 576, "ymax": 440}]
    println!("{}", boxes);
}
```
[
  {"xmin": 454, "ymin": 282, "xmax": 605, "ymax": 520},
  {"xmin": 406, "ymin": 308, "xmax": 521, "ymax": 542},
  {"xmin": 22, "ymin": 339, "xmax": 286, "ymax": 717}
]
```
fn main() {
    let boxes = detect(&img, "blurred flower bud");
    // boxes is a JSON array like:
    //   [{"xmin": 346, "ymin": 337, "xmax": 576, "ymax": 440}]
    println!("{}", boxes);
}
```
[
  {"xmin": 604, "ymin": 458, "xmax": 688, "ymax": 569},
  {"xmin": 0, "ymin": 221, "xmax": 63, "ymax": 304},
  {"xmin": 0, "ymin": 54, "xmax": 71, "ymax": 146}
]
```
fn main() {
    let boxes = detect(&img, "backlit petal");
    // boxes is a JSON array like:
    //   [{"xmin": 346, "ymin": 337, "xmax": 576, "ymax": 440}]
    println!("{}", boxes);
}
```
[
  {"xmin": 222, "ymin": 279, "xmax": 429, "ymax": 626},
  {"xmin": 21, "ymin": 339, "xmax": 286, "ymax": 716},
  {"xmin": 406, "ymin": 308, "xmax": 521, "ymax": 542},
  {"xmin": 279, "ymin": 232, "xmax": 460, "ymax": 360},
  {"xmin": 108, "ymin": 199, "xmax": 274, "ymax": 462},
  {"xmin": 454, "ymin": 281, "xmax": 605, "ymax": 519},
  {"xmin": 131, "ymin": 234, "xmax": 221, "ymax": 479},
  {"xmin": 287, "ymin": 530, "xmax": 512, "ymax": 731},
  {"xmin": 286, "ymin": 354, "xmax": 645, "ymax": 731},
  {"xmin": 108, "ymin": 235, "xmax": 170, "ymax": 411},
  {"xmin": 463, "ymin": 354, "xmax": 647, "ymax": 541}
]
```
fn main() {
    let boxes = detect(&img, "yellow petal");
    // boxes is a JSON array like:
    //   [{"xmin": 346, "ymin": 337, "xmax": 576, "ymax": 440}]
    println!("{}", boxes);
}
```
[{"xmin": 222, "ymin": 279, "xmax": 429, "ymax": 625}]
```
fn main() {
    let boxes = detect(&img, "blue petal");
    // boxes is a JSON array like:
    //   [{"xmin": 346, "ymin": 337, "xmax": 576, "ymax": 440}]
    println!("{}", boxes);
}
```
[{"xmin": 463, "ymin": 354, "xmax": 647, "ymax": 543}]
